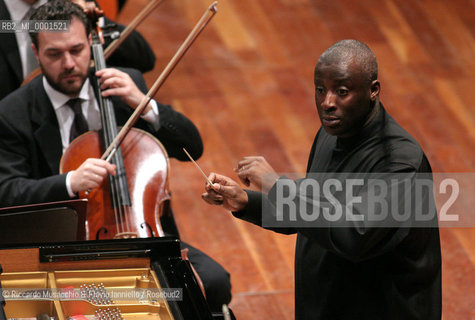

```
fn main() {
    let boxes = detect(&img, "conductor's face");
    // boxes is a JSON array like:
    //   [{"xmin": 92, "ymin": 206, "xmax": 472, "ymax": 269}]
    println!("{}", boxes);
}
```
[
  {"xmin": 314, "ymin": 59, "xmax": 378, "ymax": 138},
  {"xmin": 33, "ymin": 16, "xmax": 91, "ymax": 97}
]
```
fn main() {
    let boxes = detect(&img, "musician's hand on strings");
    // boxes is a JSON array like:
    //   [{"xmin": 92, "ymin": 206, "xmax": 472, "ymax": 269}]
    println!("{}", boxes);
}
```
[
  {"xmin": 235, "ymin": 156, "xmax": 279, "ymax": 193},
  {"xmin": 70, "ymin": 158, "xmax": 116, "ymax": 193},
  {"xmin": 96, "ymin": 68, "xmax": 151, "ymax": 113},
  {"xmin": 202, "ymin": 173, "xmax": 248, "ymax": 212}
]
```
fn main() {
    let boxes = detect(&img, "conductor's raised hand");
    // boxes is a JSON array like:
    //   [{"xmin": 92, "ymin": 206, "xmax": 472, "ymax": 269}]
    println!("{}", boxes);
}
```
[
  {"xmin": 235, "ymin": 156, "xmax": 279, "ymax": 193},
  {"xmin": 95, "ymin": 68, "xmax": 152, "ymax": 113},
  {"xmin": 70, "ymin": 158, "xmax": 116, "ymax": 193},
  {"xmin": 202, "ymin": 173, "xmax": 248, "ymax": 212}
]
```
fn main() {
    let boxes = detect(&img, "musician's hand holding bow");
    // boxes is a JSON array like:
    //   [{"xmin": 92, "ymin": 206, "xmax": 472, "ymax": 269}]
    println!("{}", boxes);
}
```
[
  {"xmin": 96, "ymin": 68, "xmax": 152, "ymax": 113},
  {"xmin": 202, "ymin": 173, "xmax": 248, "ymax": 212},
  {"xmin": 70, "ymin": 158, "xmax": 116, "ymax": 193}
]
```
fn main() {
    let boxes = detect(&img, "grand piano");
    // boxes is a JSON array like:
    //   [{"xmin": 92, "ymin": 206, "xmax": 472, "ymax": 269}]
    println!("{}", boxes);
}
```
[{"xmin": 0, "ymin": 201, "xmax": 227, "ymax": 320}]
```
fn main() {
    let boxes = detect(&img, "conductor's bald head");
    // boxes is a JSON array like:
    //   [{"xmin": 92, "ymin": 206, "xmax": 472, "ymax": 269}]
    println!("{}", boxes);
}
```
[{"xmin": 317, "ymin": 39, "xmax": 378, "ymax": 85}]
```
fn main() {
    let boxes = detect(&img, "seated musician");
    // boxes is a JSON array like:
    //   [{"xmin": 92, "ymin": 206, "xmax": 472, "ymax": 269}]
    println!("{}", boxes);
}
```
[
  {"xmin": 0, "ymin": 0, "xmax": 231, "ymax": 313},
  {"xmin": 0, "ymin": 0, "xmax": 155, "ymax": 100}
]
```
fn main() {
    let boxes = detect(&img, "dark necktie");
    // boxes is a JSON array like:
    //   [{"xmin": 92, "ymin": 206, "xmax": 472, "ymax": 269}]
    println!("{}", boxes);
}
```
[{"xmin": 67, "ymin": 98, "xmax": 88, "ymax": 142}]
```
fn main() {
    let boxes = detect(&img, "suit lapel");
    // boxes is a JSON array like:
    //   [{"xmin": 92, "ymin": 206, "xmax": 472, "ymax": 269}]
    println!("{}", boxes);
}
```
[
  {"xmin": 0, "ymin": 1, "xmax": 22, "ymax": 83},
  {"xmin": 30, "ymin": 78, "xmax": 63, "ymax": 174}
]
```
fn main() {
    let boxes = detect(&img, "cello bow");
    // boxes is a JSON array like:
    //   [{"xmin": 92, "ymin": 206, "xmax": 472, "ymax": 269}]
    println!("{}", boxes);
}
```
[
  {"xmin": 103, "ymin": 0, "xmax": 165, "ymax": 60},
  {"xmin": 102, "ymin": 1, "xmax": 218, "ymax": 163}
]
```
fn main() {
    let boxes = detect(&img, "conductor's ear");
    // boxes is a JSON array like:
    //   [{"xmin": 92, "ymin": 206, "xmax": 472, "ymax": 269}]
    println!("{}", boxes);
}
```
[{"xmin": 370, "ymin": 80, "xmax": 380, "ymax": 101}]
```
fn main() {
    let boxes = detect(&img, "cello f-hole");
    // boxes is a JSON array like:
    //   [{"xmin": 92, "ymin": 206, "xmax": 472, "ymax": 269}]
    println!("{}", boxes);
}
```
[
  {"xmin": 96, "ymin": 227, "xmax": 108, "ymax": 240},
  {"xmin": 140, "ymin": 222, "xmax": 155, "ymax": 237}
]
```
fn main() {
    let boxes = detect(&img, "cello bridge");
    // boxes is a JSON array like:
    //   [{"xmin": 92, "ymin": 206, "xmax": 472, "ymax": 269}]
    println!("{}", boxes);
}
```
[{"xmin": 114, "ymin": 232, "xmax": 139, "ymax": 239}]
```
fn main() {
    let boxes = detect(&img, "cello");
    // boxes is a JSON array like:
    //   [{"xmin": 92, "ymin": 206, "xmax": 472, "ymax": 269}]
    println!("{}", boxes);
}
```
[
  {"xmin": 59, "ymin": 3, "xmax": 218, "ymax": 240},
  {"xmin": 60, "ymin": 4, "xmax": 169, "ymax": 240}
]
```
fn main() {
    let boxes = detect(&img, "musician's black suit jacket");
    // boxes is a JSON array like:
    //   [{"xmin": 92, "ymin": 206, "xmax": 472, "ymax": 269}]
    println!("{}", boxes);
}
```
[
  {"xmin": 0, "ymin": 68, "xmax": 203, "ymax": 207},
  {"xmin": 0, "ymin": 0, "xmax": 156, "ymax": 100}
]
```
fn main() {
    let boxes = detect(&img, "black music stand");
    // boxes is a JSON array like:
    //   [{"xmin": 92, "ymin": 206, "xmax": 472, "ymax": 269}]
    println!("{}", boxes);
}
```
[{"xmin": 0, "ymin": 199, "xmax": 87, "ymax": 245}]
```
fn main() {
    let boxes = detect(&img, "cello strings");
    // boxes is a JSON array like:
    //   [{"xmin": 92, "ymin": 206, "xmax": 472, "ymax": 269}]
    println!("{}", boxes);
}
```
[
  {"xmin": 110, "ymin": 158, "xmax": 123, "ymax": 236},
  {"xmin": 106, "ymin": 114, "xmax": 134, "ymax": 237},
  {"xmin": 93, "ymin": 43, "xmax": 122, "ymax": 237},
  {"xmin": 108, "ymin": 125, "xmax": 126, "ymax": 236},
  {"xmin": 104, "ymin": 106, "xmax": 132, "ymax": 236},
  {"xmin": 95, "ymin": 44, "xmax": 125, "ymax": 237},
  {"xmin": 92, "ymin": 22, "xmax": 140, "ymax": 239}
]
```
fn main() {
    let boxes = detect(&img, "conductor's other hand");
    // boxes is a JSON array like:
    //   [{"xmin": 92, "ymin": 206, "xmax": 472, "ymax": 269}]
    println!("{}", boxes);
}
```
[
  {"xmin": 235, "ymin": 156, "xmax": 279, "ymax": 193},
  {"xmin": 202, "ymin": 173, "xmax": 248, "ymax": 212},
  {"xmin": 70, "ymin": 158, "xmax": 116, "ymax": 193}
]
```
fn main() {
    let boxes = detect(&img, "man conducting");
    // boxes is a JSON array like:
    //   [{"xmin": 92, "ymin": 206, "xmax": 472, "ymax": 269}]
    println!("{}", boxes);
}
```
[{"xmin": 202, "ymin": 40, "xmax": 442, "ymax": 319}]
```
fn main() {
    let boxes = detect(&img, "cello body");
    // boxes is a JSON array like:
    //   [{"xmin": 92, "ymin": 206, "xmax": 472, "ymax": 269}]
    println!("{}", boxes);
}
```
[{"xmin": 60, "ymin": 129, "xmax": 170, "ymax": 239}]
